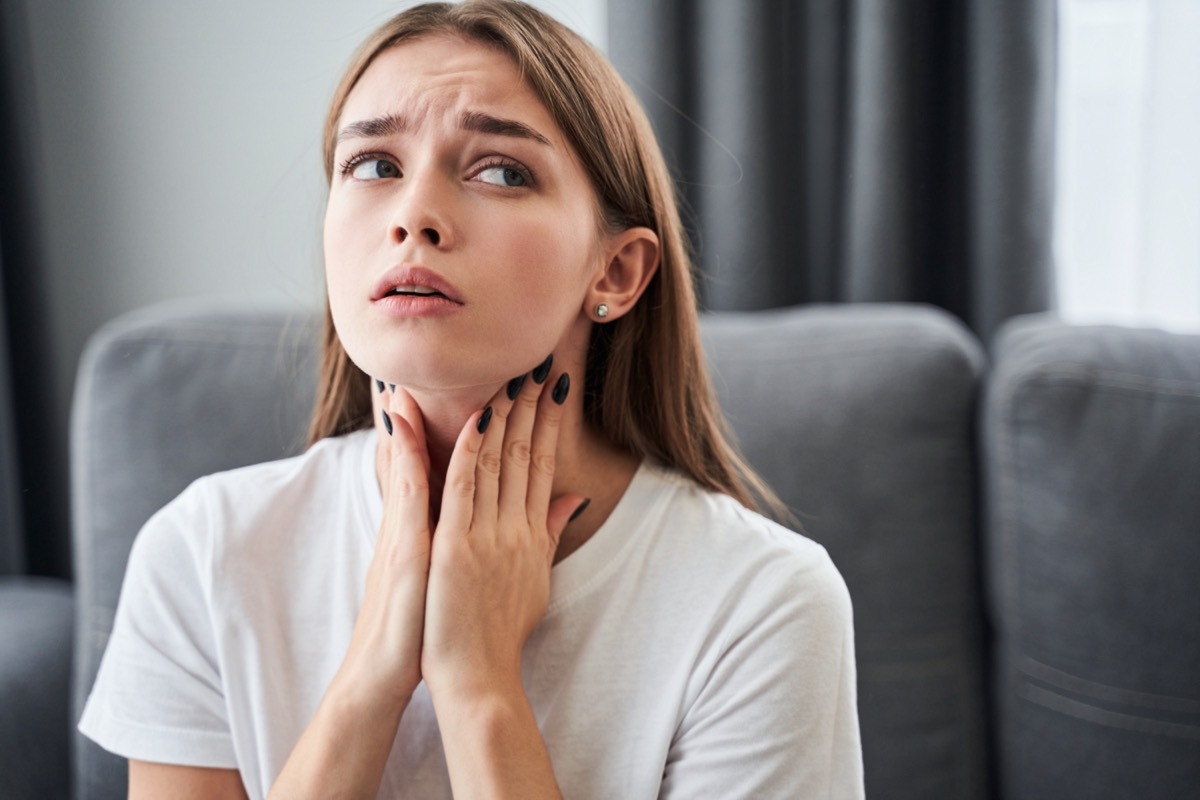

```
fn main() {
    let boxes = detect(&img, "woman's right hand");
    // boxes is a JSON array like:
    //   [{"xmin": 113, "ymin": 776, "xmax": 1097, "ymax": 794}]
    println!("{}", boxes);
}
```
[
  {"xmin": 336, "ymin": 383, "xmax": 433, "ymax": 709},
  {"xmin": 268, "ymin": 384, "xmax": 433, "ymax": 799}
]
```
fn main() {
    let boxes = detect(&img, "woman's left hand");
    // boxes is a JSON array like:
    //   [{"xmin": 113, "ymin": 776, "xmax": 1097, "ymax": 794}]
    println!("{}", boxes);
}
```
[{"xmin": 421, "ymin": 361, "xmax": 583, "ymax": 701}]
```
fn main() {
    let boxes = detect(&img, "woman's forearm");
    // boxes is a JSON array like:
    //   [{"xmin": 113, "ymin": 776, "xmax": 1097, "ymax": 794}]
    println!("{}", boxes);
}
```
[
  {"xmin": 267, "ymin": 674, "xmax": 407, "ymax": 800},
  {"xmin": 432, "ymin": 679, "xmax": 562, "ymax": 800}
]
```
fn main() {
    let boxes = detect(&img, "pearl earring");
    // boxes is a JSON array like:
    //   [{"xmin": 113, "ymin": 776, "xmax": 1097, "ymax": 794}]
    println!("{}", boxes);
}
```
[{"xmin": 595, "ymin": 303, "xmax": 610, "ymax": 318}]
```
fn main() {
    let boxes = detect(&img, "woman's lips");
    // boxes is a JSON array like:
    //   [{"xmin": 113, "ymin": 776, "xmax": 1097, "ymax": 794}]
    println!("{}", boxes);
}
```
[
  {"xmin": 373, "ymin": 292, "xmax": 463, "ymax": 318},
  {"xmin": 371, "ymin": 264, "xmax": 464, "ymax": 304}
]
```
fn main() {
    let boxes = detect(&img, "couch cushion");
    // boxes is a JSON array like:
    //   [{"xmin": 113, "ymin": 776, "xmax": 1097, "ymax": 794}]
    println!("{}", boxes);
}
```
[
  {"xmin": 984, "ymin": 315, "xmax": 1200, "ymax": 799},
  {"xmin": 70, "ymin": 302, "xmax": 320, "ymax": 800},
  {"xmin": 702, "ymin": 303, "xmax": 989, "ymax": 800},
  {"xmin": 0, "ymin": 577, "xmax": 73, "ymax": 800}
]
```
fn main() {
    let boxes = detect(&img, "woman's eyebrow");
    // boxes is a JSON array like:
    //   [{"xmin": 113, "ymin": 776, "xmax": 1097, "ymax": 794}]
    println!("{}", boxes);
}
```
[
  {"xmin": 337, "ymin": 112, "xmax": 408, "ymax": 143},
  {"xmin": 460, "ymin": 111, "xmax": 551, "ymax": 146},
  {"xmin": 336, "ymin": 110, "xmax": 551, "ymax": 146}
]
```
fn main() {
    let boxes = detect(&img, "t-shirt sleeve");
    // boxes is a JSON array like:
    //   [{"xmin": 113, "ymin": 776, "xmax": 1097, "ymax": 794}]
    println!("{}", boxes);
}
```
[
  {"xmin": 660, "ymin": 546, "xmax": 864, "ymax": 799},
  {"xmin": 78, "ymin": 481, "xmax": 238, "ymax": 768}
]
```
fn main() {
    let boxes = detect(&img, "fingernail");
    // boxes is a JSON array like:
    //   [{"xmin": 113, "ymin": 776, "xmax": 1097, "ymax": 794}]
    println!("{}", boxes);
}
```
[
  {"xmin": 569, "ymin": 498, "xmax": 591, "ymax": 522},
  {"xmin": 375, "ymin": 379, "xmax": 385, "ymax": 394},
  {"xmin": 506, "ymin": 374, "xmax": 527, "ymax": 400},
  {"xmin": 532, "ymin": 354, "xmax": 554, "ymax": 384},
  {"xmin": 380, "ymin": 410, "xmax": 393, "ymax": 436},
  {"xmin": 477, "ymin": 406, "xmax": 494, "ymax": 434},
  {"xmin": 552, "ymin": 373, "xmax": 570, "ymax": 405},
  {"xmin": 389, "ymin": 383, "xmax": 396, "ymax": 392}
]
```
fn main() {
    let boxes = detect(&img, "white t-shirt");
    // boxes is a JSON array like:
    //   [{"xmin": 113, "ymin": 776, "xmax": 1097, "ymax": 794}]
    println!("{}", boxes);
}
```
[{"xmin": 80, "ymin": 429, "xmax": 863, "ymax": 798}]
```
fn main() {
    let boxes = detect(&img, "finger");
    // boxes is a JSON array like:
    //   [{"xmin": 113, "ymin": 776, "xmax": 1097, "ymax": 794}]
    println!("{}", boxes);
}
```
[
  {"xmin": 473, "ymin": 379, "xmax": 519, "ymax": 526},
  {"xmin": 379, "ymin": 411, "xmax": 432, "ymax": 541},
  {"xmin": 438, "ymin": 408, "xmax": 490, "ymax": 535},
  {"xmin": 526, "ymin": 371, "xmax": 569, "ymax": 523},
  {"xmin": 498, "ymin": 366, "xmax": 546, "ymax": 524},
  {"xmin": 389, "ymin": 385, "xmax": 431, "ymax": 475},
  {"xmin": 545, "ymin": 494, "xmax": 588, "ymax": 567}
]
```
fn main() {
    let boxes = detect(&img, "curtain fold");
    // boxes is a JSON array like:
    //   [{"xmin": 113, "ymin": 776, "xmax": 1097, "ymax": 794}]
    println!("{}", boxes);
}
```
[
  {"xmin": 1, "ymin": 239, "xmax": 25, "ymax": 575},
  {"xmin": 1, "ymin": 0, "xmax": 67, "ymax": 578},
  {"xmin": 1, "ymin": 1, "xmax": 26, "ymax": 575},
  {"xmin": 608, "ymin": 0, "xmax": 1056, "ymax": 340}
]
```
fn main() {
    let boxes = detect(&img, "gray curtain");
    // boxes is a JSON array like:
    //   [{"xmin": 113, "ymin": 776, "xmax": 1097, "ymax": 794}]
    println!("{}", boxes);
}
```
[
  {"xmin": 1, "ymin": 0, "xmax": 65, "ymax": 578},
  {"xmin": 607, "ymin": 0, "xmax": 1057, "ymax": 340},
  {"xmin": 1, "ymin": 239, "xmax": 24, "ymax": 575}
]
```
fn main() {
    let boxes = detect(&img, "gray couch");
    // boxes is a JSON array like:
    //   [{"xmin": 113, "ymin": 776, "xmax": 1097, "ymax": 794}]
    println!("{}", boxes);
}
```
[{"xmin": 5, "ymin": 301, "xmax": 1196, "ymax": 799}]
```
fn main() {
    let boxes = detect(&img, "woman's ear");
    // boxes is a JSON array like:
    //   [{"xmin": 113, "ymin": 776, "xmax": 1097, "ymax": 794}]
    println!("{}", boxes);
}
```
[{"xmin": 586, "ymin": 227, "xmax": 660, "ymax": 322}]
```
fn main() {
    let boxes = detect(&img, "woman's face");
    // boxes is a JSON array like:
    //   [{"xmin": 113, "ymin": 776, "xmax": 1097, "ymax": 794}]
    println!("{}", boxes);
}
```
[{"xmin": 324, "ymin": 34, "xmax": 603, "ymax": 393}]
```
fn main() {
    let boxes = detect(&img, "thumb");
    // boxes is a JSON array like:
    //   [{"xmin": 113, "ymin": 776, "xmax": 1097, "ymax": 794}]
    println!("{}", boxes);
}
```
[{"xmin": 545, "ymin": 495, "xmax": 590, "ymax": 566}]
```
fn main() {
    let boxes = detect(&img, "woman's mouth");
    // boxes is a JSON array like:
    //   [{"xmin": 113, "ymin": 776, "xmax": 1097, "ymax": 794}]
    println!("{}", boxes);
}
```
[
  {"xmin": 386, "ymin": 284, "xmax": 447, "ymax": 298},
  {"xmin": 372, "ymin": 267, "xmax": 464, "ymax": 319}
]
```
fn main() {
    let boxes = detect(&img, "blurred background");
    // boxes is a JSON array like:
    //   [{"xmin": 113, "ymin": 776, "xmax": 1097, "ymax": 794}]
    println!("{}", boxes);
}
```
[
  {"xmin": 5, "ymin": 0, "xmax": 1198, "ymax": 581},
  {"xmin": 2, "ymin": 0, "xmax": 1198, "ymax": 797}
]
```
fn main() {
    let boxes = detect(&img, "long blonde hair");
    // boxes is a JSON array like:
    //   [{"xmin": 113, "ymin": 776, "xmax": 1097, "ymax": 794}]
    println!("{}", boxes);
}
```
[{"xmin": 308, "ymin": 0, "xmax": 785, "ymax": 517}]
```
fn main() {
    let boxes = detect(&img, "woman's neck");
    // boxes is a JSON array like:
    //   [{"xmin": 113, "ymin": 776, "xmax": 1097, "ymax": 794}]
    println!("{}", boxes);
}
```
[{"xmin": 373, "ymin": 379, "xmax": 640, "ymax": 563}]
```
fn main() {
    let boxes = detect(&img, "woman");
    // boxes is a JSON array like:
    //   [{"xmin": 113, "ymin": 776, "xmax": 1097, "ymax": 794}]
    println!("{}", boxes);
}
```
[{"xmin": 79, "ymin": 2, "xmax": 863, "ymax": 797}]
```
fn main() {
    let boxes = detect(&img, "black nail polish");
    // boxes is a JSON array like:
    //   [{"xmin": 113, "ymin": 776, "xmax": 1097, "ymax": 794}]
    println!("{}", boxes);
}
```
[
  {"xmin": 375, "ymin": 379, "xmax": 385, "ymax": 394},
  {"xmin": 506, "ymin": 374, "xmax": 527, "ymax": 400},
  {"xmin": 477, "ymin": 406, "xmax": 494, "ymax": 434},
  {"xmin": 532, "ymin": 354, "xmax": 554, "ymax": 384},
  {"xmin": 389, "ymin": 383, "xmax": 396, "ymax": 392},
  {"xmin": 552, "ymin": 373, "xmax": 570, "ymax": 405},
  {"xmin": 380, "ymin": 410, "xmax": 393, "ymax": 436},
  {"xmin": 569, "ymin": 498, "xmax": 591, "ymax": 522}
]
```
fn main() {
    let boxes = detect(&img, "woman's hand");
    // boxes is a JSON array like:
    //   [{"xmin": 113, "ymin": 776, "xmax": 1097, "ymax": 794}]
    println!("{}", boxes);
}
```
[
  {"xmin": 422, "ymin": 358, "xmax": 583, "ymax": 702},
  {"xmin": 269, "ymin": 386, "xmax": 435, "ymax": 799},
  {"xmin": 337, "ymin": 384, "xmax": 433, "ymax": 709}
]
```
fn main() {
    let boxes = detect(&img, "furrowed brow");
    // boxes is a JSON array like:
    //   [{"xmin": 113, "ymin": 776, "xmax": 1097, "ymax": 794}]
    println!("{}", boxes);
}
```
[
  {"xmin": 460, "ymin": 111, "xmax": 551, "ymax": 146},
  {"xmin": 336, "ymin": 112, "xmax": 409, "ymax": 143}
]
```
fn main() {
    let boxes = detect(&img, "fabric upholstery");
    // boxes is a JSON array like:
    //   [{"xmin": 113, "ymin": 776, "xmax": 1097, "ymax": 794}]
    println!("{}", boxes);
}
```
[
  {"xmin": 0, "ymin": 577, "xmax": 73, "ymax": 799},
  {"xmin": 702, "ymin": 304, "xmax": 990, "ymax": 799},
  {"xmin": 70, "ymin": 302, "xmax": 320, "ymax": 800},
  {"xmin": 984, "ymin": 315, "xmax": 1200, "ymax": 799}
]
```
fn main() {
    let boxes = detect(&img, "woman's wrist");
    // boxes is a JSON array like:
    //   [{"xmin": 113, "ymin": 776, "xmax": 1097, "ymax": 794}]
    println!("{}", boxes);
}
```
[{"xmin": 327, "ymin": 664, "xmax": 413, "ymax": 725}]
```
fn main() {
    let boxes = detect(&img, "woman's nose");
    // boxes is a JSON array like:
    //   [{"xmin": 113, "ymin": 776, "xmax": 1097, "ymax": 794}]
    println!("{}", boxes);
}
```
[
  {"xmin": 394, "ymin": 225, "xmax": 441, "ymax": 246},
  {"xmin": 390, "ymin": 173, "xmax": 453, "ymax": 249}
]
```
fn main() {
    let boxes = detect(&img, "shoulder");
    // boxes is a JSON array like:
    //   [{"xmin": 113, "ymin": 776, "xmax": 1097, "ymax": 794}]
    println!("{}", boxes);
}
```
[
  {"xmin": 615, "ymin": 462, "xmax": 855, "ymax": 654},
  {"xmin": 131, "ymin": 430, "xmax": 373, "ymax": 574},
  {"xmin": 646, "ymin": 463, "xmax": 850, "ymax": 604}
]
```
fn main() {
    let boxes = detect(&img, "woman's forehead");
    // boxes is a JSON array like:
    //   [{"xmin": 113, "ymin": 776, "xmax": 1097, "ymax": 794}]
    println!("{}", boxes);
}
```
[{"xmin": 339, "ymin": 35, "xmax": 558, "ymax": 143}]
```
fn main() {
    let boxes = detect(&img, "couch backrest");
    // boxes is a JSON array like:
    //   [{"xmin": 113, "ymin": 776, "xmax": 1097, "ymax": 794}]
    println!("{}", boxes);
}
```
[
  {"xmin": 703, "ymin": 304, "xmax": 990, "ymax": 799},
  {"xmin": 984, "ymin": 316, "xmax": 1200, "ymax": 800},
  {"xmin": 71, "ymin": 303, "xmax": 320, "ymax": 800},
  {"xmin": 72, "ymin": 301, "xmax": 990, "ymax": 799}
]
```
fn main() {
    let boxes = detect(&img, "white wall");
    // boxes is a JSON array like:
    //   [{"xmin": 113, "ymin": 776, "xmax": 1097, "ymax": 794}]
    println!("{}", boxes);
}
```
[{"xmin": 21, "ymin": 0, "xmax": 605, "ymax": 435}]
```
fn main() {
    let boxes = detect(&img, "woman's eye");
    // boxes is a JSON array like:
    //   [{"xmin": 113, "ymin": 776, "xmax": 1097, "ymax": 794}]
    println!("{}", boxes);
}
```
[
  {"xmin": 350, "ymin": 158, "xmax": 400, "ymax": 180},
  {"xmin": 476, "ymin": 165, "xmax": 528, "ymax": 187}
]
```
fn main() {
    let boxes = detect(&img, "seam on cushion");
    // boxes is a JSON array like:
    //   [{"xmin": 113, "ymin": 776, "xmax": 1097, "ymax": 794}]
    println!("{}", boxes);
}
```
[
  {"xmin": 1012, "ymin": 363, "xmax": 1200, "ymax": 399},
  {"xmin": 1020, "ymin": 658, "xmax": 1200, "ymax": 714},
  {"xmin": 1019, "ymin": 682, "xmax": 1200, "ymax": 741},
  {"xmin": 108, "ymin": 337, "xmax": 306, "ymax": 353},
  {"xmin": 993, "ymin": 364, "xmax": 1027, "ymax": 653},
  {"xmin": 726, "ymin": 338, "xmax": 974, "ymax": 365}
]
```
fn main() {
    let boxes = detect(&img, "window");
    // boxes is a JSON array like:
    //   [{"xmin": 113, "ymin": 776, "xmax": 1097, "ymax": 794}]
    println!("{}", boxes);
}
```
[{"xmin": 1055, "ymin": 0, "xmax": 1200, "ymax": 332}]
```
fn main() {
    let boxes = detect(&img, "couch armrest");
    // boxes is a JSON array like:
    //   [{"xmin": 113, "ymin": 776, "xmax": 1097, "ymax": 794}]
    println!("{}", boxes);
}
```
[{"xmin": 0, "ymin": 577, "xmax": 73, "ymax": 800}]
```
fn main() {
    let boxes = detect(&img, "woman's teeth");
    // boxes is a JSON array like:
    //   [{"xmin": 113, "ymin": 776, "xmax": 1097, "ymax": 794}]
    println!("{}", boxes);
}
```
[{"xmin": 391, "ymin": 285, "xmax": 440, "ymax": 296}]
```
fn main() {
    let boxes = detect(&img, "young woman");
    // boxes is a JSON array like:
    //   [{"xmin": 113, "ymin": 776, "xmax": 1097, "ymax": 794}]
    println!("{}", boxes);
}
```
[{"xmin": 79, "ymin": 2, "xmax": 863, "ymax": 797}]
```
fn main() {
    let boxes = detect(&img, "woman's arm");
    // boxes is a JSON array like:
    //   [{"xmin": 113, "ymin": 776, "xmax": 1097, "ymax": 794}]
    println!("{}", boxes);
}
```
[
  {"xmin": 266, "ymin": 387, "xmax": 434, "ymax": 799},
  {"xmin": 422, "ymin": 369, "xmax": 581, "ymax": 799},
  {"xmin": 130, "ymin": 761, "xmax": 249, "ymax": 800}
]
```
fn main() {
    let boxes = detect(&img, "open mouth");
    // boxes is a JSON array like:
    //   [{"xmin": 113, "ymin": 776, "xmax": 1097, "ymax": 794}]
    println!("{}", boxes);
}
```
[{"xmin": 386, "ymin": 284, "xmax": 447, "ymax": 299}]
